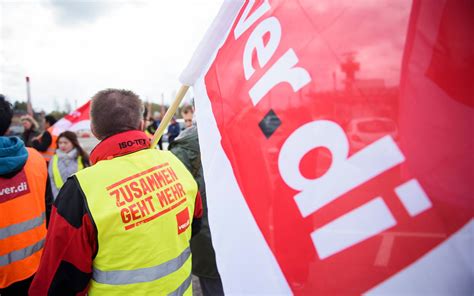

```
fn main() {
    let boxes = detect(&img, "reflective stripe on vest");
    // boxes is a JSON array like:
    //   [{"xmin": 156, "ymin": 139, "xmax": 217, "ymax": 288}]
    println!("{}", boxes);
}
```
[
  {"xmin": 75, "ymin": 149, "xmax": 197, "ymax": 295},
  {"xmin": 52, "ymin": 155, "xmax": 83, "ymax": 189},
  {"xmin": 169, "ymin": 274, "xmax": 192, "ymax": 296},
  {"xmin": 0, "ymin": 213, "xmax": 45, "ymax": 240},
  {"xmin": 0, "ymin": 239, "xmax": 45, "ymax": 267},
  {"xmin": 93, "ymin": 247, "xmax": 190, "ymax": 285}
]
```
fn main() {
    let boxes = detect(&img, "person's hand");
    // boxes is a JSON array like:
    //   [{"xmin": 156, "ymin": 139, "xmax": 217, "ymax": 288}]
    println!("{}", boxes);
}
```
[{"xmin": 32, "ymin": 135, "xmax": 42, "ymax": 141}]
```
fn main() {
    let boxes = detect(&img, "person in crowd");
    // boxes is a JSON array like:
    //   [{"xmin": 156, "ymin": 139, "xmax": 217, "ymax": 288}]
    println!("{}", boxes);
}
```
[
  {"xmin": 167, "ymin": 117, "xmax": 181, "ymax": 145},
  {"xmin": 48, "ymin": 131, "xmax": 90, "ymax": 200},
  {"xmin": 169, "ymin": 105, "xmax": 224, "ymax": 296},
  {"xmin": 20, "ymin": 115, "xmax": 40, "ymax": 147},
  {"xmin": 31, "ymin": 115, "xmax": 57, "ymax": 163},
  {"xmin": 146, "ymin": 111, "xmax": 163, "ymax": 150},
  {"xmin": 181, "ymin": 105, "xmax": 194, "ymax": 129},
  {"xmin": 30, "ymin": 89, "xmax": 203, "ymax": 295},
  {"xmin": 0, "ymin": 95, "xmax": 53, "ymax": 296}
]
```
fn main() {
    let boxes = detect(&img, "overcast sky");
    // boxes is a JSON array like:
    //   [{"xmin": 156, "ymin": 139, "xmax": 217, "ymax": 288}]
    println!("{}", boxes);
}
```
[{"xmin": 0, "ymin": 0, "xmax": 222, "ymax": 112}]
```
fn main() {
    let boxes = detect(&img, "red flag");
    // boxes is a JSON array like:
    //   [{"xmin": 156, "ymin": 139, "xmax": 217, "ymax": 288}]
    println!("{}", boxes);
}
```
[
  {"xmin": 191, "ymin": 0, "xmax": 473, "ymax": 294},
  {"xmin": 51, "ymin": 100, "xmax": 91, "ymax": 136}
]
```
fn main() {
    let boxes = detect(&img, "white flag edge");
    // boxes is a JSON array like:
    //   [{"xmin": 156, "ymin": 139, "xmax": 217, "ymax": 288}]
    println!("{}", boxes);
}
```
[
  {"xmin": 194, "ymin": 76, "xmax": 293, "ymax": 295},
  {"xmin": 51, "ymin": 119, "xmax": 91, "ymax": 136},
  {"xmin": 191, "ymin": 1, "xmax": 292, "ymax": 292}
]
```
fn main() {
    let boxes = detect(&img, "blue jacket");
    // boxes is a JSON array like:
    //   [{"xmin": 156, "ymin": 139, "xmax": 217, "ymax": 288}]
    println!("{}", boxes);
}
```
[
  {"xmin": 167, "ymin": 122, "xmax": 181, "ymax": 143},
  {"xmin": 0, "ymin": 136, "xmax": 28, "ymax": 175}
]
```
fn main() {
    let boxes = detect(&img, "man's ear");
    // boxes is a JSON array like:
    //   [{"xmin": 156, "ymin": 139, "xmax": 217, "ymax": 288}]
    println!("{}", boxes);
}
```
[{"xmin": 139, "ymin": 119, "xmax": 145, "ymax": 131}]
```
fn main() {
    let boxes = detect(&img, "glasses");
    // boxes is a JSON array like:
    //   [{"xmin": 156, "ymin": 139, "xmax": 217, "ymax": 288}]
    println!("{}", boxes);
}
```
[{"xmin": 185, "ymin": 119, "xmax": 193, "ymax": 123}]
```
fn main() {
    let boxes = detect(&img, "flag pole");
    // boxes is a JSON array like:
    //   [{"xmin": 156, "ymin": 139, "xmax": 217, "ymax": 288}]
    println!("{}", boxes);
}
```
[
  {"xmin": 150, "ymin": 85, "xmax": 189, "ymax": 148},
  {"xmin": 161, "ymin": 93, "xmax": 165, "ymax": 116},
  {"xmin": 25, "ymin": 76, "xmax": 34, "ymax": 116}
]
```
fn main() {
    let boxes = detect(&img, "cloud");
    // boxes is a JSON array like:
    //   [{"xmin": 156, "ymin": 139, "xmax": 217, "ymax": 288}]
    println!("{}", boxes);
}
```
[
  {"xmin": 0, "ymin": 0, "xmax": 223, "ymax": 111},
  {"xmin": 47, "ymin": 0, "xmax": 118, "ymax": 26}
]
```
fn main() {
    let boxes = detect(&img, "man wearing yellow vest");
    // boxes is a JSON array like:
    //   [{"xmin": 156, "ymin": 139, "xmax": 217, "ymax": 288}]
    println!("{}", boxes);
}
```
[
  {"xmin": 31, "ymin": 115, "xmax": 57, "ymax": 163},
  {"xmin": 0, "ymin": 95, "xmax": 53, "ymax": 295},
  {"xmin": 30, "ymin": 89, "xmax": 203, "ymax": 295}
]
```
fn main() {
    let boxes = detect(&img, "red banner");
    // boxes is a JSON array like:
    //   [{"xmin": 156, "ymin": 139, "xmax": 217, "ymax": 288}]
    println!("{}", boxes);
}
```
[
  {"xmin": 203, "ymin": 0, "xmax": 473, "ymax": 294},
  {"xmin": 51, "ymin": 100, "xmax": 91, "ymax": 136}
]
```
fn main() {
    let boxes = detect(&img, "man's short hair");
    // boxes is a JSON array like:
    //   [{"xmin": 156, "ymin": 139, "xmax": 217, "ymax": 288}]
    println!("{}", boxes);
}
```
[
  {"xmin": 0, "ymin": 95, "xmax": 13, "ymax": 136},
  {"xmin": 45, "ymin": 115, "xmax": 57, "ymax": 126},
  {"xmin": 91, "ymin": 89, "xmax": 144, "ymax": 140},
  {"xmin": 181, "ymin": 105, "xmax": 194, "ymax": 115}
]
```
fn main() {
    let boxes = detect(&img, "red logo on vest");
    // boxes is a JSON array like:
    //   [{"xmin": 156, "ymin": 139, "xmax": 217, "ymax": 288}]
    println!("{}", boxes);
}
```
[
  {"xmin": 176, "ymin": 208, "xmax": 190, "ymax": 234},
  {"xmin": 0, "ymin": 170, "xmax": 31, "ymax": 204}
]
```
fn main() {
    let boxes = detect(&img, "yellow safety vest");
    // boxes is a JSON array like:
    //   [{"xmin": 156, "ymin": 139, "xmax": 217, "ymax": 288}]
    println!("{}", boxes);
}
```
[
  {"xmin": 74, "ymin": 149, "xmax": 197, "ymax": 295},
  {"xmin": 52, "ymin": 155, "xmax": 83, "ymax": 189}
]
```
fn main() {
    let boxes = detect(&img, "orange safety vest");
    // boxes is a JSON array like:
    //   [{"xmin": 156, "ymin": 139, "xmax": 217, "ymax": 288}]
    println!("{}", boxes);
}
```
[
  {"xmin": 40, "ymin": 127, "xmax": 57, "ymax": 162},
  {"xmin": 0, "ymin": 148, "xmax": 47, "ymax": 288}
]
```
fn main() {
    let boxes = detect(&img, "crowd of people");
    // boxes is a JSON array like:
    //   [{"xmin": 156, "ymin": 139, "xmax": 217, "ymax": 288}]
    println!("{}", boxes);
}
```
[{"xmin": 0, "ymin": 91, "xmax": 223, "ymax": 296}]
